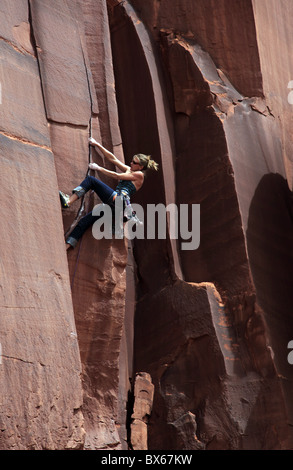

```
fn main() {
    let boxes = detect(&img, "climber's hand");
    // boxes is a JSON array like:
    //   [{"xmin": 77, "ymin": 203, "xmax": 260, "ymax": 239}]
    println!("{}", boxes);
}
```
[
  {"xmin": 89, "ymin": 162, "xmax": 100, "ymax": 171},
  {"xmin": 89, "ymin": 137, "xmax": 99, "ymax": 146}
]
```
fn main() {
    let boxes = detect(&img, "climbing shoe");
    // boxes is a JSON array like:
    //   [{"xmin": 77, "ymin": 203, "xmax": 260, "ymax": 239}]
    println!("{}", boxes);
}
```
[{"xmin": 59, "ymin": 191, "xmax": 70, "ymax": 208}]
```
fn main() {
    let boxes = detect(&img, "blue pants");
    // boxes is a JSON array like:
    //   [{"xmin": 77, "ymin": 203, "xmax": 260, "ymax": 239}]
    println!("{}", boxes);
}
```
[{"xmin": 66, "ymin": 175, "xmax": 117, "ymax": 247}]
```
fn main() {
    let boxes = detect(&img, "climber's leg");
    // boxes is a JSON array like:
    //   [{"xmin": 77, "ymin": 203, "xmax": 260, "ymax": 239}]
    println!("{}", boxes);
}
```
[
  {"xmin": 60, "ymin": 176, "xmax": 116, "ymax": 209},
  {"xmin": 73, "ymin": 175, "xmax": 116, "ymax": 203},
  {"xmin": 68, "ymin": 193, "xmax": 79, "ymax": 206},
  {"xmin": 65, "ymin": 210, "xmax": 101, "ymax": 248}
]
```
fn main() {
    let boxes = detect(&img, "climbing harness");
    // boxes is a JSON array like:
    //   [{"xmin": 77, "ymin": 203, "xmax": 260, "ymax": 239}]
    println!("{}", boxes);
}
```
[{"xmin": 117, "ymin": 191, "xmax": 142, "ymax": 225}]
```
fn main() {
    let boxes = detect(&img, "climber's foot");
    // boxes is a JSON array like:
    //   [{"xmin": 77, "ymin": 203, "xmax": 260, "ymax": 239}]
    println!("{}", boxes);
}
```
[{"xmin": 59, "ymin": 191, "xmax": 70, "ymax": 208}]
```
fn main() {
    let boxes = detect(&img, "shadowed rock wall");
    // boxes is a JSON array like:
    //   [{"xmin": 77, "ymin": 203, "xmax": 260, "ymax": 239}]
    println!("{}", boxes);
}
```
[
  {"xmin": 1, "ymin": 0, "xmax": 293, "ymax": 450},
  {"xmin": 109, "ymin": 0, "xmax": 293, "ymax": 449}
]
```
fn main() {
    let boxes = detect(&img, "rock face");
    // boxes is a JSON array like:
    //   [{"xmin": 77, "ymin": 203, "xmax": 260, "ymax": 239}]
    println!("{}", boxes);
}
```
[
  {"xmin": 130, "ymin": 373, "xmax": 154, "ymax": 450},
  {"xmin": 0, "ymin": 0, "xmax": 84, "ymax": 449},
  {"xmin": 0, "ymin": 0, "xmax": 293, "ymax": 450}
]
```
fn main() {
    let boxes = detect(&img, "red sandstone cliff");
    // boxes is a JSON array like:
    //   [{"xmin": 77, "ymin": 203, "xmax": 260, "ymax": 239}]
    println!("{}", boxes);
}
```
[{"xmin": 1, "ymin": 0, "xmax": 293, "ymax": 450}]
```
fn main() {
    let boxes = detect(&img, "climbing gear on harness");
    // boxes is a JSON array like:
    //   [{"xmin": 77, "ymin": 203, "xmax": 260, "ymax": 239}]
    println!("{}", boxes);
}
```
[
  {"xmin": 118, "ymin": 192, "xmax": 142, "ymax": 225},
  {"xmin": 110, "ymin": 192, "xmax": 142, "ymax": 239},
  {"xmin": 59, "ymin": 191, "xmax": 70, "ymax": 208}
]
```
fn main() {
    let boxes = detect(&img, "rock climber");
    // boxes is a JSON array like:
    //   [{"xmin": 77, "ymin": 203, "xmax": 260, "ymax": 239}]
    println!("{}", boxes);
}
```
[{"xmin": 59, "ymin": 137, "xmax": 159, "ymax": 249}]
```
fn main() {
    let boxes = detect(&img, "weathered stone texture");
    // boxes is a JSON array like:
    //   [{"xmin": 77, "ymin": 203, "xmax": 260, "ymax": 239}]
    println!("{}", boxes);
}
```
[
  {"xmin": 130, "ymin": 372, "xmax": 154, "ymax": 450},
  {"xmin": 0, "ymin": 3, "xmax": 84, "ymax": 449},
  {"xmin": 29, "ymin": 0, "xmax": 92, "ymax": 125}
]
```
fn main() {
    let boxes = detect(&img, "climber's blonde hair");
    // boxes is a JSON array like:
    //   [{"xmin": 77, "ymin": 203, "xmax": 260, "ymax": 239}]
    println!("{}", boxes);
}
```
[{"xmin": 135, "ymin": 154, "xmax": 159, "ymax": 171}]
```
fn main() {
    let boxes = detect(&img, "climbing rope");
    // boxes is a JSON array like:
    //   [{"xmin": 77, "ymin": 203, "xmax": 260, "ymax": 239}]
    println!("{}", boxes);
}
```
[{"xmin": 69, "ymin": 41, "xmax": 94, "ymax": 290}]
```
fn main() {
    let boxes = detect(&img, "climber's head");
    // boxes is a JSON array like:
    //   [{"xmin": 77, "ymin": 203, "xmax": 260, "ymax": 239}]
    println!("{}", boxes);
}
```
[{"xmin": 131, "ymin": 154, "xmax": 159, "ymax": 172}]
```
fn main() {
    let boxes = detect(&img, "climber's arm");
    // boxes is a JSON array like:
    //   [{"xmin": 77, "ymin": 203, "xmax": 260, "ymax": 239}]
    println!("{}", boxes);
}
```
[
  {"xmin": 89, "ymin": 163, "xmax": 143, "ymax": 183},
  {"xmin": 89, "ymin": 138, "xmax": 129, "ymax": 172}
]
